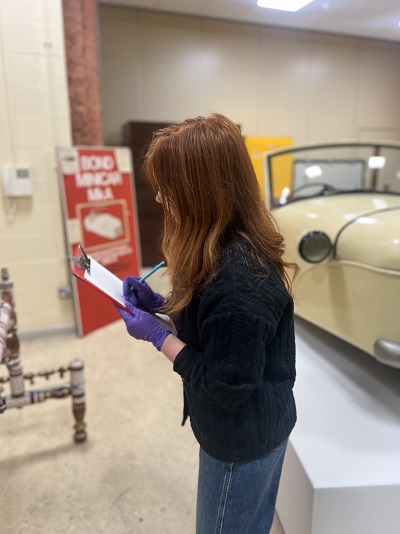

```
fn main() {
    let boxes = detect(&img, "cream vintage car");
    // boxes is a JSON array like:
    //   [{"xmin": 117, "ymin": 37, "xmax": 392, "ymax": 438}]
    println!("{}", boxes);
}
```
[{"xmin": 263, "ymin": 141, "xmax": 400, "ymax": 369}]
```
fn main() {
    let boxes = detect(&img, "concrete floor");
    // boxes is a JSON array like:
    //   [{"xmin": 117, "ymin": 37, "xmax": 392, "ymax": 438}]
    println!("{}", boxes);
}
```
[{"xmin": 0, "ymin": 269, "xmax": 285, "ymax": 534}]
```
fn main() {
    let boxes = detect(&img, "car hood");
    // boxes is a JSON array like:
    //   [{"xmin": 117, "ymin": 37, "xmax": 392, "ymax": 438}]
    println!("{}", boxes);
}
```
[{"xmin": 274, "ymin": 193, "xmax": 400, "ymax": 270}]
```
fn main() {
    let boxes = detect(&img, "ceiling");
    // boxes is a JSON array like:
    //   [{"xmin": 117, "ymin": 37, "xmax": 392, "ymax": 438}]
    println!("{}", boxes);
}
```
[{"xmin": 100, "ymin": 0, "xmax": 400, "ymax": 43}]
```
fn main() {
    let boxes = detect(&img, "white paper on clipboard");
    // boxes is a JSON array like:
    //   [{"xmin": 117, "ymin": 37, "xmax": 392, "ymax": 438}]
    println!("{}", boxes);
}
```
[
  {"xmin": 83, "ymin": 257, "xmax": 126, "ymax": 308},
  {"xmin": 72, "ymin": 255, "xmax": 177, "ymax": 334},
  {"xmin": 71, "ymin": 254, "xmax": 129, "ymax": 311}
]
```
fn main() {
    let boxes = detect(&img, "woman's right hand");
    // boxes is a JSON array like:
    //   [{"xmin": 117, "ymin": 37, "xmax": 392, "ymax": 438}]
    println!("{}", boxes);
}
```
[{"xmin": 123, "ymin": 276, "xmax": 165, "ymax": 313}]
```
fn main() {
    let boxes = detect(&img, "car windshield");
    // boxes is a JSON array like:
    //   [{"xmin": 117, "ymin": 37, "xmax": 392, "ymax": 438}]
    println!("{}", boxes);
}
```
[{"xmin": 264, "ymin": 142, "xmax": 400, "ymax": 208}]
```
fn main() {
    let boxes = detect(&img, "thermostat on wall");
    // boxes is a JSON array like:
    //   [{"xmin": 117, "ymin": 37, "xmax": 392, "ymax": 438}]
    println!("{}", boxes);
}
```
[{"xmin": 2, "ymin": 165, "xmax": 33, "ymax": 197}]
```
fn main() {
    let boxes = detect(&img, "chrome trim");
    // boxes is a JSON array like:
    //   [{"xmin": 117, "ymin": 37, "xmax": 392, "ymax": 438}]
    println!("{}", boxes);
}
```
[
  {"xmin": 299, "ymin": 231, "xmax": 332, "ymax": 263},
  {"xmin": 373, "ymin": 339, "xmax": 400, "ymax": 369}
]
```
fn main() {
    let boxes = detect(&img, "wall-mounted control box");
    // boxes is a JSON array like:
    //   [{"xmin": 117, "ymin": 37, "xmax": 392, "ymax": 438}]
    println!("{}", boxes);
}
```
[{"xmin": 2, "ymin": 165, "xmax": 33, "ymax": 197}]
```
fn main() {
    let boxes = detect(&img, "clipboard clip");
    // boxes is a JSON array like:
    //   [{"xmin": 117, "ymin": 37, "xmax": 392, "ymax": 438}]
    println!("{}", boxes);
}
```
[{"xmin": 71, "ymin": 245, "xmax": 91, "ymax": 273}]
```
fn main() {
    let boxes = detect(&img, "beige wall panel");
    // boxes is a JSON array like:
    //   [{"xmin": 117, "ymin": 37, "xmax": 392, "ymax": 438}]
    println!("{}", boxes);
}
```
[
  {"xmin": 0, "ymin": 87, "xmax": 8, "ymax": 119},
  {"xmin": 1, "ymin": 232, "xmax": 65, "ymax": 264},
  {"xmin": 101, "ymin": 8, "xmax": 210, "ymax": 139},
  {"xmin": 11, "ymin": 118, "xmax": 53, "ymax": 147},
  {"xmin": 44, "ymin": 0, "xmax": 63, "ymax": 23},
  {"xmin": 306, "ymin": 34, "xmax": 360, "ymax": 142},
  {"xmin": 29, "ymin": 177, "xmax": 61, "ymax": 205},
  {"xmin": 136, "ymin": 11, "xmax": 204, "ymax": 61},
  {"xmin": 0, "ymin": 0, "xmax": 74, "ymax": 333},
  {"xmin": 52, "ymin": 86, "xmax": 70, "ymax": 117},
  {"xmin": 356, "ymin": 40, "xmax": 400, "ymax": 131},
  {"xmin": 4, "ymin": 53, "xmax": 48, "ymax": 86},
  {"xmin": 2, "ymin": 20, "xmax": 47, "ymax": 55},
  {"xmin": 0, "ymin": 49, "xmax": 4, "ymax": 86},
  {"xmin": 257, "ymin": 28, "xmax": 311, "ymax": 140},
  {"xmin": 13, "ymin": 285, "xmax": 75, "ymax": 331},
  {"xmin": 200, "ymin": 20, "xmax": 261, "ymax": 129},
  {"xmin": 139, "ymin": 14, "xmax": 207, "ymax": 120},
  {"xmin": 100, "ymin": 9, "xmax": 144, "ymax": 143},
  {"xmin": 0, "ymin": 209, "xmax": 64, "ymax": 250},
  {"xmin": 99, "ymin": 8, "xmax": 400, "ymax": 147},
  {"xmin": 99, "ymin": 8, "xmax": 140, "ymax": 61},
  {"xmin": 48, "ymin": 55, "xmax": 69, "ymax": 89},
  {"xmin": 0, "ymin": 147, "xmax": 13, "ymax": 162},
  {"xmin": 0, "ymin": 119, "xmax": 11, "ymax": 145},
  {"xmin": 9, "ymin": 87, "xmax": 50, "ymax": 118},
  {"xmin": 100, "ymin": 57, "xmax": 143, "ymax": 144},
  {"xmin": 202, "ymin": 18, "xmax": 260, "ymax": 60},
  {"xmin": 14, "ymin": 148, "xmax": 56, "ymax": 178},
  {"xmin": 0, "ymin": 0, "xmax": 44, "ymax": 20},
  {"xmin": 140, "ymin": 59, "xmax": 209, "ymax": 122}
]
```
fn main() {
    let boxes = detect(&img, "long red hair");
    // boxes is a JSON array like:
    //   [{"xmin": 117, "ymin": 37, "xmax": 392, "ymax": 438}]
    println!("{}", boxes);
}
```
[{"xmin": 144, "ymin": 113, "xmax": 296, "ymax": 317}]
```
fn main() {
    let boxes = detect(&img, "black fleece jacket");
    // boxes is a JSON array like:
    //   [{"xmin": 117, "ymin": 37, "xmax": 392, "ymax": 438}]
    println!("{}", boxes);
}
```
[{"xmin": 173, "ymin": 237, "xmax": 297, "ymax": 463}]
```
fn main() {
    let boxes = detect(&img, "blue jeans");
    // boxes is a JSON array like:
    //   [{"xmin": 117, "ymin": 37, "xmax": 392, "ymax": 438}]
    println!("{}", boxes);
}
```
[{"xmin": 196, "ymin": 441, "xmax": 287, "ymax": 534}]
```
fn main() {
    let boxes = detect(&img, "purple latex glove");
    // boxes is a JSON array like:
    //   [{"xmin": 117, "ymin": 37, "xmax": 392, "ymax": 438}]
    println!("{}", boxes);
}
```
[
  {"xmin": 123, "ymin": 276, "xmax": 165, "ymax": 313},
  {"xmin": 117, "ymin": 301, "xmax": 170, "ymax": 351}
]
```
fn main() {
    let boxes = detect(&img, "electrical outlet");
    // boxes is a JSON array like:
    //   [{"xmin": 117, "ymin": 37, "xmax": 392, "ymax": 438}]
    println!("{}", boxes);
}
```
[{"xmin": 58, "ymin": 285, "xmax": 72, "ymax": 299}]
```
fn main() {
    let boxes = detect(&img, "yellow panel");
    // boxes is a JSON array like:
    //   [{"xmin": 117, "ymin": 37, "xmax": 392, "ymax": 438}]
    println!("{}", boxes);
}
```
[
  {"xmin": 271, "ymin": 153, "xmax": 293, "ymax": 204},
  {"xmin": 245, "ymin": 136, "xmax": 292, "ymax": 200}
]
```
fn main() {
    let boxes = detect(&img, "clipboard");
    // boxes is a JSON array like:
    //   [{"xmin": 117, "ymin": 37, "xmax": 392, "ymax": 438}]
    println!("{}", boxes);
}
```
[
  {"xmin": 71, "ymin": 246, "xmax": 176, "ymax": 334},
  {"xmin": 72, "ymin": 251, "xmax": 129, "ymax": 312}
]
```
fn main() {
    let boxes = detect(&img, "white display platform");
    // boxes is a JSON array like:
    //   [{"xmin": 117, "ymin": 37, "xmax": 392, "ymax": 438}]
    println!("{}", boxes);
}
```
[{"xmin": 276, "ymin": 318, "xmax": 400, "ymax": 534}]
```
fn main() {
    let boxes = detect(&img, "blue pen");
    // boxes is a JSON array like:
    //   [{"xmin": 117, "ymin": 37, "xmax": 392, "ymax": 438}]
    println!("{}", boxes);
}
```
[{"xmin": 130, "ymin": 261, "xmax": 166, "ymax": 291}]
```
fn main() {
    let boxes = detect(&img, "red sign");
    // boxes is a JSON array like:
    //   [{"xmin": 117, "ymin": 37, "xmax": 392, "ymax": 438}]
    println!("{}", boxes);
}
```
[{"xmin": 57, "ymin": 146, "xmax": 141, "ymax": 336}]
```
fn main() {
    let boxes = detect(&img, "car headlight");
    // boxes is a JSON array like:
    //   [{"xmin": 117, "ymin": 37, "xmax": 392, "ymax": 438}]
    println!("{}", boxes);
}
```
[{"xmin": 299, "ymin": 231, "xmax": 332, "ymax": 263}]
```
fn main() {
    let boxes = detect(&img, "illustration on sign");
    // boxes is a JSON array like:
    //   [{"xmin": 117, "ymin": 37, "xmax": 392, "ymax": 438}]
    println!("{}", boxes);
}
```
[{"xmin": 83, "ymin": 211, "xmax": 123, "ymax": 240}]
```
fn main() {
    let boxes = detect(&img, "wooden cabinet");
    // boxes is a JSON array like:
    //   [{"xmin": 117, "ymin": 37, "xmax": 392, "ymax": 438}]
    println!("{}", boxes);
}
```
[{"xmin": 122, "ymin": 121, "xmax": 172, "ymax": 267}]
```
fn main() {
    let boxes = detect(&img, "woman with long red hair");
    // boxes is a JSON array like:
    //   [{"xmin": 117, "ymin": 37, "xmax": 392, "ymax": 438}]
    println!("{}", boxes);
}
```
[{"xmin": 118, "ymin": 113, "xmax": 297, "ymax": 534}]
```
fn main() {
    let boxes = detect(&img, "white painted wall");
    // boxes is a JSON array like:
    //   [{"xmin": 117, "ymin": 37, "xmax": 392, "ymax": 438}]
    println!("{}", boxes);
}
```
[
  {"xmin": 99, "ymin": 8, "xmax": 400, "ymax": 145},
  {"xmin": 0, "ymin": 0, "xmax": 74, "ymax": 333}
]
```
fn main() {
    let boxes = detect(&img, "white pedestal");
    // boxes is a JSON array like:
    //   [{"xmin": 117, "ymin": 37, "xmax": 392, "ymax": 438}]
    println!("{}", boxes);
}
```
[{"xmin": 276, "ymin": 318, "xmax": 400, "ymax": 534}]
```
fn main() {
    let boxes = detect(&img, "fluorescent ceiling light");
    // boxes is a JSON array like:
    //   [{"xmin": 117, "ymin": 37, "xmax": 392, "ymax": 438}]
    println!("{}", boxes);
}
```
[{"xmin": 257, "ymin": 0, "xmax": 314, "ymax": 12}]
